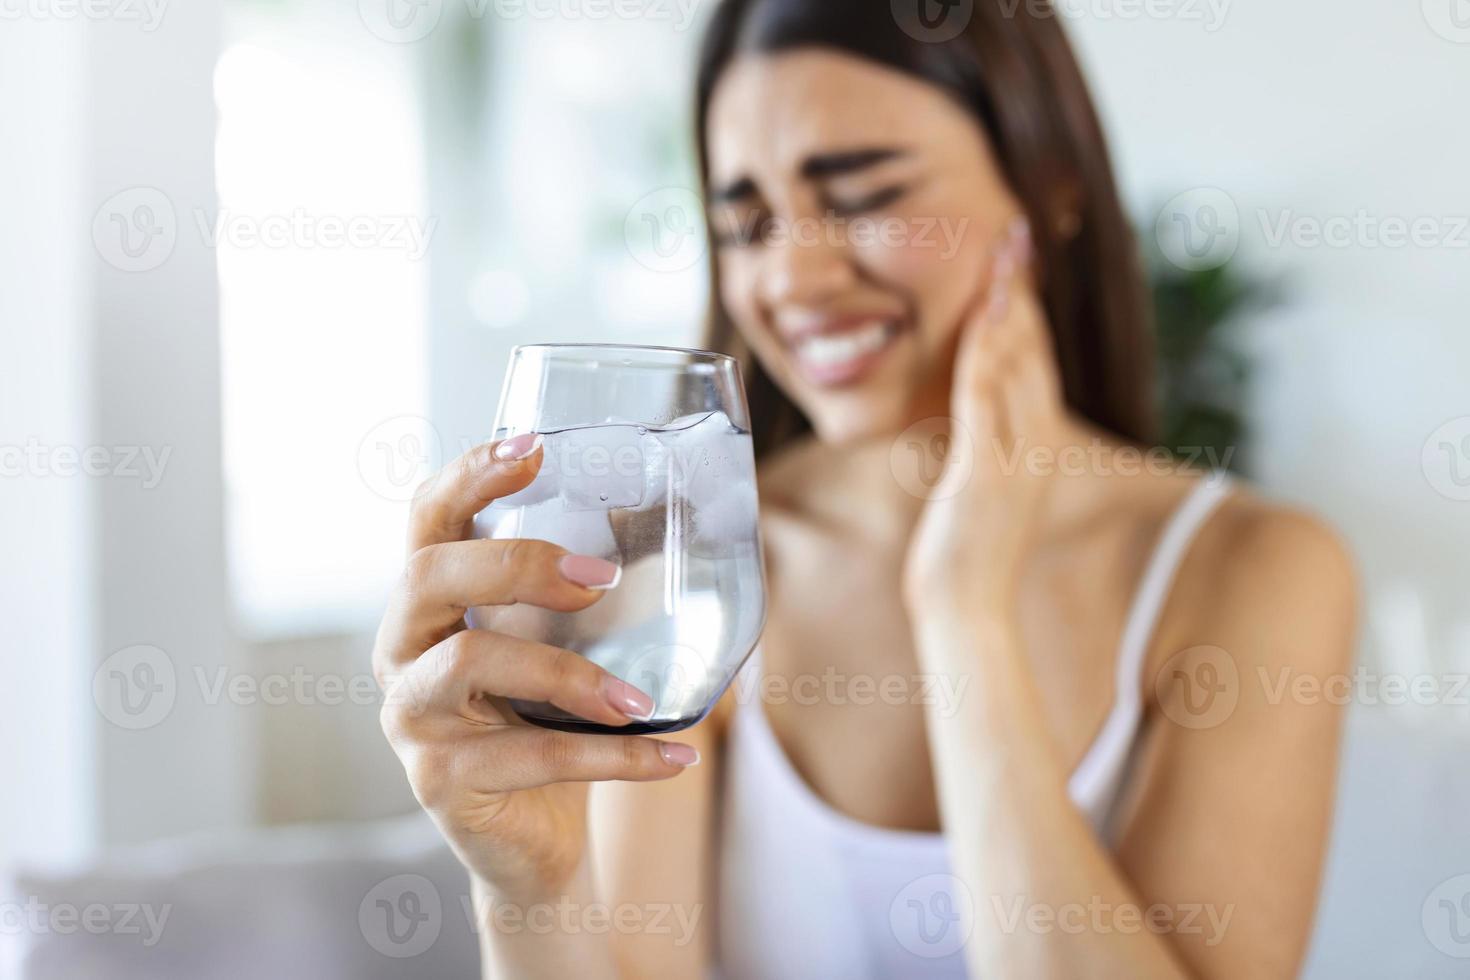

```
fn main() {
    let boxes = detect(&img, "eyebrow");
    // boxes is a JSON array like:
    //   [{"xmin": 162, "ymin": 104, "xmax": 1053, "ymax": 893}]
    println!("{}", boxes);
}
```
[
  {"xmin": 800, "ymin": 146, "xmax": 908, "ymax": 179},
  {"xmin": 708, "ymin": 147, "xmax": 909, "ymax": 204}
]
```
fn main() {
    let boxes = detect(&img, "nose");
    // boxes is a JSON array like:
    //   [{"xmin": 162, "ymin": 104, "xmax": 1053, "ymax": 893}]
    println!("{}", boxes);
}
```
[{"xmin": 756, "ymin": 219, "xmax": 857, "ymax": 314}]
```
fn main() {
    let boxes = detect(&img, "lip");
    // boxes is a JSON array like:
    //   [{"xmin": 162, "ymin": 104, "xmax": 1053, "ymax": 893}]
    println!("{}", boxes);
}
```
[
  {"xmin": 784, "ymin": 316, "xmax": 906, "ymax": 387},
  {"xmin": 776, "ymin": 312, "xmax": 902, "ymax": 344}
]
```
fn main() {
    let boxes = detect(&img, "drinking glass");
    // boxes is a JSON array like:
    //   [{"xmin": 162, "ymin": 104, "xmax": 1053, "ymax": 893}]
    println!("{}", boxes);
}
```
[{"xmin": 468, "ymin": 344, "xmax": 767, "ymax": 735}]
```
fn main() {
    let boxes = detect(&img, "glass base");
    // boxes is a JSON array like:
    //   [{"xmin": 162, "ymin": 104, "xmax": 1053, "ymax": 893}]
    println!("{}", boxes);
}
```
[{"xmin": 510, "ymin": 699, "xmax": 710, "ymax": 736}]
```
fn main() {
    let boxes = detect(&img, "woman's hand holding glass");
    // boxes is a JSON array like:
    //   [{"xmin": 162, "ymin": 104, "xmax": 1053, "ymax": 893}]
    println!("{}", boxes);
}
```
[{"xmin": 372, "ymin": 434, "xmax": 699, "ymax": 900}]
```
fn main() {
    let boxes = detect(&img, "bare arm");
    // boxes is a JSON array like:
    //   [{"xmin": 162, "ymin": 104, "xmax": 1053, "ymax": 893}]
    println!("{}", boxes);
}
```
[
  {"xmin": 469, "ymin": 699, "xmax": 723, "ymax": 979},
  {"xmin": 903, "ymin": 216, "xmax": 1357, "ymax": 977},
  {"xmin": 912, "ymin": 507, "xmax": 1356, "ymax": 979}
]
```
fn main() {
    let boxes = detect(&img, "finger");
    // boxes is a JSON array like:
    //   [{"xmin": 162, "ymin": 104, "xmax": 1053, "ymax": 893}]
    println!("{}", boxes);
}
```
[
  {"xmin": 407, "ymin": 433, "xmax": 545, "ymax": 554},
  {"xmin": 1000, "ymin": 346, "xmax": 1048, "ymax": 450},
  {"xmin": 954, "ymin": 215, "xmax": 1031, "ymax": 382},
  {"xmin": 454, "ymin": 727, "xmax": 700, "ymax": 793},
  {"xmin": 386, "ymin": 629, "xmax": 655, "ymax": 730},
  {"xmin": 378, "ymin": 539, "xmax": 621, "ymax": 667},
  {"xmin": 962, "ymin": 223, "xmax": 1052, "ymax": 461}
]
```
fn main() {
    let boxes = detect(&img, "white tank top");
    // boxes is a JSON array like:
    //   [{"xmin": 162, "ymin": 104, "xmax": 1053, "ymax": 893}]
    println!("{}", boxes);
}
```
[{"xmin": 714, "ymin": 477, "xmax": 1233, "ymax": 979}]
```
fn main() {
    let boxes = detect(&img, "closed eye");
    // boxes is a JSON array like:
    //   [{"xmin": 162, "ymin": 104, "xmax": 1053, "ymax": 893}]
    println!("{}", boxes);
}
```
[
  {"xmin": 825, "ymin": 184, "xmax": 910, "ymax": 218},
  {"xmin": 711, "ymin": 208, "xmax": 770, "ymax": 248}
]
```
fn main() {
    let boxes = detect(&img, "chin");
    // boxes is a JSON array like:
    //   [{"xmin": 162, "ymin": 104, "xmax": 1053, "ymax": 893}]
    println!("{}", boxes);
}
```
[{"xmin": 803, "ymin": 391, "xmax": 912, "ymax": 448}]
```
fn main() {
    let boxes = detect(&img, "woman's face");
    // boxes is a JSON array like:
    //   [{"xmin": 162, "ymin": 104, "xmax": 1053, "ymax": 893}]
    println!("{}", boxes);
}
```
[{"xmin": 706, "ymin": 48, "xmax": 1025, "ymax": 445}]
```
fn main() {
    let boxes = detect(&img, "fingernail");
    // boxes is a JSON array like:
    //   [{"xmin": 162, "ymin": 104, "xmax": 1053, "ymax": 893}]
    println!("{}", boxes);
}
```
[
  {"xmin": 1009, "ymin": 214, "xmax": 1032, "ymax": 251},
  {"xmin": 660, "ymin": 743, "xmax": 700, "ymax": 767},
  {"xmin": 994, "ymin": 250, "xmax": 1016, "ymax": 281},
  {"xmin": 558, "ymin": 554, "xmax": 622, "ymax": 590},
  {"xmin": 602, "ymin": 677, "xmax": 655, "ymax": 721},
  {"xmin": 493, "ymin": 433, "xmax": 542, "ymax": 462},
  {"xmin": 986, "ymin": 267, "xmax": 1013, "ymax": 321}
]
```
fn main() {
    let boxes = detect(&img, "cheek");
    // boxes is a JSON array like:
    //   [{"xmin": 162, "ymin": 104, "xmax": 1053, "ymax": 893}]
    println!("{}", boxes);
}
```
[
  {"xmin": 853, "ymin": 222, "xmax": 992, "ymax": 345},
  {"xmin": 717, "ymin": 257, "xmax": 760, "ymax": 332},
  {"xmin": 717, "ymin": 257, "xmax": 789, "ymax": 366}
]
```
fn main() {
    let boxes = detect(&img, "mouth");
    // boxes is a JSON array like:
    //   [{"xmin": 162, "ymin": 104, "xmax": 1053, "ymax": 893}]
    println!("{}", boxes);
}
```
[{"xmin": 790, "ymin": 318, "xmax": 904, "ymax": 387}]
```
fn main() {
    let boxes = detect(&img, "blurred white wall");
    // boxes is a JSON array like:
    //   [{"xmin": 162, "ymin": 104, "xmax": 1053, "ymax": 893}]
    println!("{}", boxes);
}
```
[
  {"xmin": 1, "ymin": 2, "xmax": 252, "ymax": 871},
  {"xmin": 1067, "ymin": 0, "xmax": 1470, "ymax": 691},
  {"xmin": 0, "ymin": 15, "xmax": 94, "ymax": 870}
]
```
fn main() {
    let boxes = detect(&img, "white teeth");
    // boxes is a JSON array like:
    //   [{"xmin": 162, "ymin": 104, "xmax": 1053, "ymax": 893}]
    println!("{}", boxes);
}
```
[{"xmin": 797, "ymin": 321, "xmax": 894, "ymax": 368}]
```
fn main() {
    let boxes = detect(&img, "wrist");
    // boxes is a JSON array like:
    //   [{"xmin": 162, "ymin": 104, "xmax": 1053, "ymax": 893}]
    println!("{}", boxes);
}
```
[
  {"xmin": 903, "ymin": 568, "xmax": 1016, "ymax": 622},
  {"xmin": 471, "ymin": 858, "xmax": 591, "ymax": 911},
  {"xmin": 908, "ymin": 591, "xmax": 1020, "ymax": 671}
]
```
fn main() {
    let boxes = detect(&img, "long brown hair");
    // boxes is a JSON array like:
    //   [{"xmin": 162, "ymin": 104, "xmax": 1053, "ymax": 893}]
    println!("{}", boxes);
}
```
[{"xmin": 695, "ymin": 0, "xmax": 1156, "ymax": 458}]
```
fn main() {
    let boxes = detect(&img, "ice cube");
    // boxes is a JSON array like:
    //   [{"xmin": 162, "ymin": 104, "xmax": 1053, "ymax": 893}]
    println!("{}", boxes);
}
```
[
  {"xmin": 536, "ymin": 423, "xmax": 647, "ymax": 512},
  {"xmin": 662, "ymin": 411, "xmax": 728, "ymax": 500},
  {"xmin": 512, "ymin": 497, "xmax": 618, "ymax": 556},
  {"xmin": 692, "ymin": 476, "xmax": 759, "ymax": 556}
]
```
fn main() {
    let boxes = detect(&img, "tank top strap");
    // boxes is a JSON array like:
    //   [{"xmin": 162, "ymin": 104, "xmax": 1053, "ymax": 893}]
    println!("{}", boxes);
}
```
[{"xmin": 1068, "ymin": 474, "xmax": 1235, "ymax": 811}]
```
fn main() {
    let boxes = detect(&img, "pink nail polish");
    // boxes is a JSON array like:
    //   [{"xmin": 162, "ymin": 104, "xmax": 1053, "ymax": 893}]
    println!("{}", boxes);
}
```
[
  {"xmin": 602, "ymin": 677, "xmax": 655, "ymax": 721},
  {"xmin": 1009, "ymin": 214, "xmax": 1032, "ymax": 250},
  {"xmin": 493, "ymin": 432, "xmax": 542, "ymax": 462},
  {"xmin": 558, "ymin": 555, "xmax": 622, "ymax": 590},
  {"xmin": 660, "ymin": 743, "xmax": 700, "ymax": 767}
]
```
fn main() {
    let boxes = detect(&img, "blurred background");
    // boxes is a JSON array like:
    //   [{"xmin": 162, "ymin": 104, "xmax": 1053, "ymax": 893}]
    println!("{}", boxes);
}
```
[{"xmin": 2, "ymin": 0, "xmax": 1469, "ymax": 976}]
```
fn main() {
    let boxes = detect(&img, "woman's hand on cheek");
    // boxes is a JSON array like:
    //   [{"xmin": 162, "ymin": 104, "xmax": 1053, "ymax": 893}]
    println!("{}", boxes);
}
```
[{"xmin": 902, "ymin": 216, "xmax": 1067, "ymax": 616}]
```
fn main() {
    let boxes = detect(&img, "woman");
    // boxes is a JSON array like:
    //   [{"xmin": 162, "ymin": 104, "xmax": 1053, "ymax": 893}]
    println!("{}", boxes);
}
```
[{"xmin": 374, "ymin": 1, "xmax": 1357, "ymax": 976}]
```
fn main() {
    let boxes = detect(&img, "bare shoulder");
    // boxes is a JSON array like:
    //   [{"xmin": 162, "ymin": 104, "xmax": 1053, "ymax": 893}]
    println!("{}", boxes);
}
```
[
  {"xmin": 1121, "ymin": 481, "xmax": 1361, "ymax": 980},
  {"xmin": 1159, "ymin": 481, "xmax": 1359, "ymax": 677}
]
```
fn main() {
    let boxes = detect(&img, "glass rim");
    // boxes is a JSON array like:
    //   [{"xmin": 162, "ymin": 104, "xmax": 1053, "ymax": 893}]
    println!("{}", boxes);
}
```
[{"xmin": 511, "ymin": 342, "xmax": 736, "ymax": 365}]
